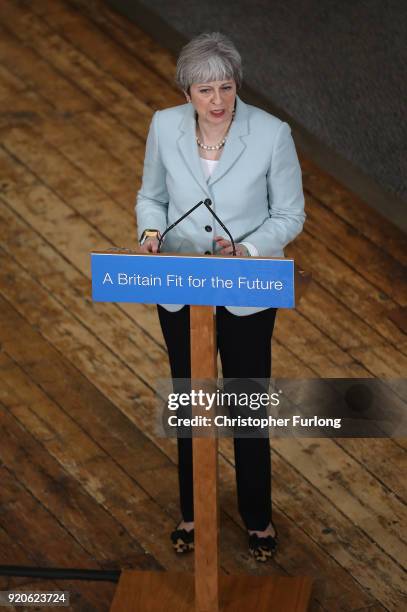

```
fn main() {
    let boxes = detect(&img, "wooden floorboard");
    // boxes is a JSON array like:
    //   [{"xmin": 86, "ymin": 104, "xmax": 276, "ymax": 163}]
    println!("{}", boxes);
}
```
[
  {"xmin": 0, "ymin": 462, "xmax": 116, "ymax": 610},
  {"xmin": 0, "ymin": 0, "xmax": 405, "ymax": 610}
]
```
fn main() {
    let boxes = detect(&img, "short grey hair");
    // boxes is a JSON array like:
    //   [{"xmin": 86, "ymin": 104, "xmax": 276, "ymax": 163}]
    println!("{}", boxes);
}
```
[{"xmin": 176, "ymin": 32, "xmax": 243, "ymax": 92}]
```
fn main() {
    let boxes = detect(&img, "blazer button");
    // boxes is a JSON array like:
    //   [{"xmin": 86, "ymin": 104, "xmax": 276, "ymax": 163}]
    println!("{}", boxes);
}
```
[{"xmin": 205, "ymin": 225, "xmax": 212, "ymax": 232}]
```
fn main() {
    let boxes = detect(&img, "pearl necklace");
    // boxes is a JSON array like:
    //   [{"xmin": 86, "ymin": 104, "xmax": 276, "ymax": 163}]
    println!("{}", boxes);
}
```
[
  {"xmin": 196, "ymin": 135, "xmax": 226, "ymax": 151},
  {"xmin": 195, "ymin": 110, "xmax": 235, "ymax": 151}
]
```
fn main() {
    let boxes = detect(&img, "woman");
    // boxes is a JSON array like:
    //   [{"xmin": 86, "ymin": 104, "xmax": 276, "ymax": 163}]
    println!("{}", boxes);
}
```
[{"xmin": 136, "ymin": 32, "xmax": 305, "ymax": 562}]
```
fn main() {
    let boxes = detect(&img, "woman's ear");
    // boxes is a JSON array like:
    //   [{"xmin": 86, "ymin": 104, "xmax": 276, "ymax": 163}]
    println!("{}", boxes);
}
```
[{"xmin": 183, "ymin": 90, "xmax": 191, "ymax": 103}]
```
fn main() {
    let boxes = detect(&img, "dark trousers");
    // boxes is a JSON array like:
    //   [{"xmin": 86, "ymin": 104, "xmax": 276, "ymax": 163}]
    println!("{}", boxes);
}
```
[{"xmin": 157, "ymin": 304, "xmax": 277, "ymax": 531}]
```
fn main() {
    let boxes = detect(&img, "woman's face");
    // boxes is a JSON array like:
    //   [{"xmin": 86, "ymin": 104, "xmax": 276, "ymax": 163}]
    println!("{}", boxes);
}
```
[{"xmin": 187, "ymin": 79, "xmax": 236, "ymax": 126}]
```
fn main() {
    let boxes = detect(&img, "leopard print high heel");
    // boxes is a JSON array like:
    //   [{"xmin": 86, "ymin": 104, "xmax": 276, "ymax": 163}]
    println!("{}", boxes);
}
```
[
  {"xmin": 248, "ymin": 525, "xmax": 278, "ymax": 562},
  {"xmin": 170, "ymin": 526, "xmax": 194, "ymax": 554}
]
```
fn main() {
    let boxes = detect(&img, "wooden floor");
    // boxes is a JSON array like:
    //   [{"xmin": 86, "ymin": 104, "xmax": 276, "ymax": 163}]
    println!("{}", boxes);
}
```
[{"xmin": 0, "ymin": 0, "xmax": 406, "ymax": 610}]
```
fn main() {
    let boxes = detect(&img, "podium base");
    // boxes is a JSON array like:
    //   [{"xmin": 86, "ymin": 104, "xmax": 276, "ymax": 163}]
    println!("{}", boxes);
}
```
[{"xmin": 110, "ymin": 570, "xmax": 313, "ymax": 611}]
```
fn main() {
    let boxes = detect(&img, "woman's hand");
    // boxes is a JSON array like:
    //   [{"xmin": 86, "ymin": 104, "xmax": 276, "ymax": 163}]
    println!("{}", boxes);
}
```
[
  {"xmin": 139, "ymin": 237, "xmax": 160, "ymax": 254},
  {"xmin": 214, "ymin": 236, "xmax": 250, "ymax": 257}
]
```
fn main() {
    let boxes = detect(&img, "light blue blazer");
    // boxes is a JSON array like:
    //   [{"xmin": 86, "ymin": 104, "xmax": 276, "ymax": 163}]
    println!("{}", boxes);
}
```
[{"xmin": 136, "ymin": 95, "xmax": 306, "ymax": 315}]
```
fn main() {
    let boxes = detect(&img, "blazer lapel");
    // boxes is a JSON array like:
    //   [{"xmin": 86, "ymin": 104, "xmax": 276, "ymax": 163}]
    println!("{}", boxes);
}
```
[
  {"xmin": 176, "ymin": 95, "xmax": 249, "ymax": 195},
  {"xmin": 208, "ymin": 96, "xmax": 248, "ymax": 187},
  {"xmin": 177, "ymin": 103, "xmax": 211, "ymax": 197}
]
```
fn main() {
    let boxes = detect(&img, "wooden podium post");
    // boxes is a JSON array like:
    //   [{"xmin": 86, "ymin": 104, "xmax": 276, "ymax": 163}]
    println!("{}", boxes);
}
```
[{"xmin": 190, "ymin": 306, "xmax": 219, "ymax": 612}]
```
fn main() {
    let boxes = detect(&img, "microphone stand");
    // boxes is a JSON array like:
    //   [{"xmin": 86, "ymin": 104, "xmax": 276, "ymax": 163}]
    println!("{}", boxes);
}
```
[
  {"xmin": 203, "ymin": 199, "xmax": 236, "ymax": 256},
  {"xmin": 157, "ymin": 199, "xmax": 236, "ymax": 256}
]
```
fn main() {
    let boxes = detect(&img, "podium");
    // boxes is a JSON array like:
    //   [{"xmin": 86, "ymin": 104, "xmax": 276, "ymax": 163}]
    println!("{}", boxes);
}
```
[{"xmin": 91, "ymin": 251, "xmax": 313, "ymax": 611}]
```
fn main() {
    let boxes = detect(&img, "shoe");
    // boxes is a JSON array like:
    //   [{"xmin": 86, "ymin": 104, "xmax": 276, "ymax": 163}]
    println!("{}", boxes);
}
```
[
  {"xmin": 170, "ymin": 525, "xmax": 194, "ymax": 554},
  {"xmin": 248, "ymin": 525, "xmax": 278, "ymax": 562}
]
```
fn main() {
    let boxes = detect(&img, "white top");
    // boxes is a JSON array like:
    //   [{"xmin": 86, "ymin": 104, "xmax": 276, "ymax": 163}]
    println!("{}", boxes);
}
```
[{"xmin": 200, "ymin": 157, "xmax": 218, "ymax": 180}]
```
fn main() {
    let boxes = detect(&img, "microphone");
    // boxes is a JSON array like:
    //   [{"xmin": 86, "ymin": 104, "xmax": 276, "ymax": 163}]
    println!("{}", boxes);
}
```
[
  {"xmin": 158, "ymin": 198, "xmax": 236, "ymax": 256},
  {"xmin": 157, "ymin": 199, "xmax": 205, "ymax": 252}
]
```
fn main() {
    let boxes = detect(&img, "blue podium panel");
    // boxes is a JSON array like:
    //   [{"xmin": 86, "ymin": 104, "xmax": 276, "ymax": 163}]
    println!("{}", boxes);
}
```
[{"xmin": 91, "ymin": 252, "xmax": 295, "ymax": 308}]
